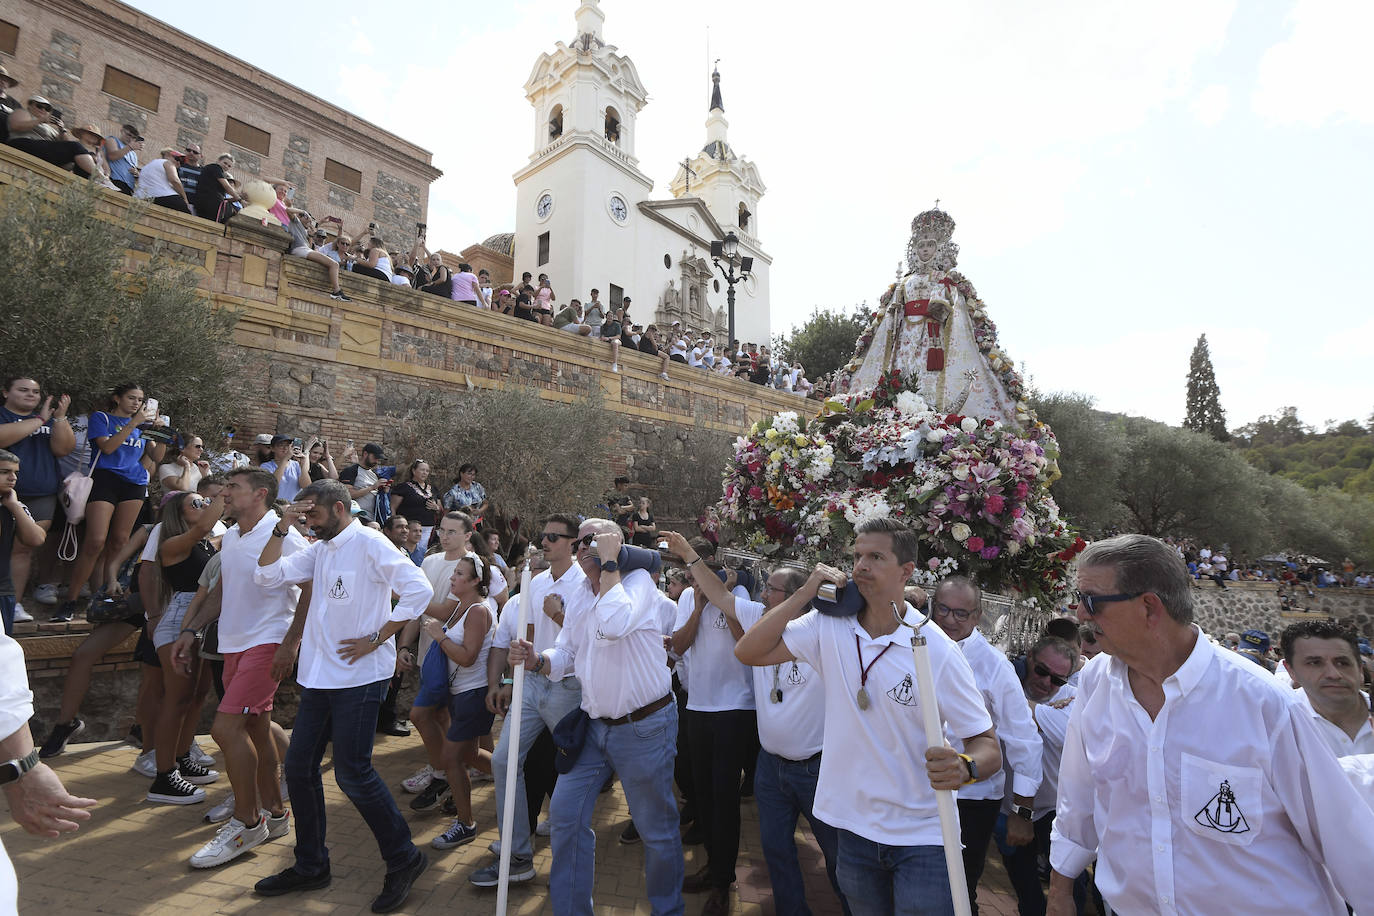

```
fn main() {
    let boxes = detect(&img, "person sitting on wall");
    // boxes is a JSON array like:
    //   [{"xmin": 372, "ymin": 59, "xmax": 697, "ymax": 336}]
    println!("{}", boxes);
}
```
[
  {"xmin": 2, "ymin": 98, "xmax": 101, "ymax": 181},
  {"xmin": 282, "ymin": 206, "xmax": 352, "ymax": 302}
]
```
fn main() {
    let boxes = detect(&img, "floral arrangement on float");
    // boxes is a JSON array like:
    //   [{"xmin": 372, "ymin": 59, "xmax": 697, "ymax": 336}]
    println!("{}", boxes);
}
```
[{"xmin": 711, "ymin": 368, "xmax": 1085, "ymax": 608}]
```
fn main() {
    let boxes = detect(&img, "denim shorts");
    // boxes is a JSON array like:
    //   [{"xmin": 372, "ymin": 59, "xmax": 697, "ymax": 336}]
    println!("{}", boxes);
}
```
[{"xmin": 152, "ymin": 591, "xmax": 196, "ymax": 649}]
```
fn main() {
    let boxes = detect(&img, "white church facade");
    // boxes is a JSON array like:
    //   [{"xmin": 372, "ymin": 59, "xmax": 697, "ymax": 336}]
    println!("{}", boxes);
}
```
[{"xmin": 510, "ymin": 0, "xmax": 772, "ymax": 346}]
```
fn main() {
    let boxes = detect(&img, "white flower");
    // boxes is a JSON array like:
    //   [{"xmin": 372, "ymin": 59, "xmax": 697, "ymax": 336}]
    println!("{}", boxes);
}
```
[
  {"xmin": 960, "ymin": 417, "xmax": 979, "ymax": 434},
  {"xmin": 1006, "ymin": 540, "xmax": 1021, "ymax": 556},
  {"xmin": 952, "ymin": 464, "xmax": 970, "ymax": 481},
  {"xmin": 843, "ymin": 492, "xmax": 892, "ymax": 526},
  {"xmin": 926, "ymin": 428, "xmax": 945, "ymax": 443},
  {"xmin": 773, "ymin": 412, "xmax": 800, "ymax": 435},
  {"xmin": 950, "ymin": 522, "xmax": 972, "ymax": 542},
  {"xmin": 895, "ymin": 391, "xmax": 929, "ymax": 415}
]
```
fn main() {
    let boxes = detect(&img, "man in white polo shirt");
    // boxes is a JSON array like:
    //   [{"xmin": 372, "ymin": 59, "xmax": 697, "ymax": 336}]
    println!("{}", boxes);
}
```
[
  {"xmin": 736, "ymin": 517, "xmax": 1000, "ymax": 916},
  {"xmin": 928, "ymin": 576, "xmax": 1041, "ymax": 916},
  {"xmin": 508, "ymin": 518, "xmax": 683, "ymax": 916},
  {"xmin": 251, "ymin": 479, "xmax": 434, "ymax": 914},
  {"xmin": 170, "ymin": 467, "xmax": 309, "ymax": 868},
  {"xmin": 668, "ymin": 528, "xmax": 850, "ymax": 916},
  {"xmin": 1279, "ymin": 619, "xmax": 1374, "ymax": 760},
  {"xmin": 468, "ymin": 513, "xmax": 587, "ymax": 888},
  {"xmin": 1052, "ymin": 534, "xmax": 1374, "ymax": 916}
]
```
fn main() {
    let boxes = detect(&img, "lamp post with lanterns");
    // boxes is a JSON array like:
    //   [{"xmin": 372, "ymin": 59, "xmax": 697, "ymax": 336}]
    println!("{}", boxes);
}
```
[{"xmin": 711, "ymin": 231, "xmax": 753, "ymax": 346}]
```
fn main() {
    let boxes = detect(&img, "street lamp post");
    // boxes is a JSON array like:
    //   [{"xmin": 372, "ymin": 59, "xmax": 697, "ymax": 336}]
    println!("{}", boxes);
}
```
[{"xmin": 711, "ymin": 231, "xmax": 753, "ymax": 346}]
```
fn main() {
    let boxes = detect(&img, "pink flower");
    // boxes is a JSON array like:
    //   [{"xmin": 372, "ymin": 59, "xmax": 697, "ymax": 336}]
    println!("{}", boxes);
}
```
[
  {"xmin": 747, "ymin": 486, "xmax": 763, "ymax": 500},
  {"xmin": 927, "ymin": 557, "xmax": 941, "ymax": 571},
  {"xmin": 984, "ymin": 493, "xmax": 1005, "ymax": 515},
  {"xmin": 1014, "ymin": 481, "xmax": 1029, "ymax": 500},
  {"xmin": 966, "ymin": 536, "xmax": 985, "ymax": 552},
  {"xmin": 980, "ymin": 546, "xmax": 1000, "ymax": 560}
]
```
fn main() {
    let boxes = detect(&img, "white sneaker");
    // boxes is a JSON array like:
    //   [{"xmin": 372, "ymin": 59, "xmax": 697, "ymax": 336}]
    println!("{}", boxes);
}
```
[
  {"xmin": 264, "ymin": 809, "xmax": 291, "ymax": 840},
  {"xmin": 189, "ymin": 739, "xmax": 215, "ymax": 768},
  {"xmin": 189, "ymin": 815, "xmax": 269, "ymax": 868},
  {"xmin": 469, "ymin": 766, "xmax": 493, "ymax": 784},
  {"xmin": 205, "ymin": 791, "xmax": 236, "ymax": 823},
  {"xmin": 12, "ymin": 603, "xmax": 32, "ymax": 623},
  {"xmin": 33, "ymin": 584, "xmax": 61, "ymax": 605},
  {"xmin": 131, "ymin": 750, "xmax": 157, "ymax": 778},
  {"xmin": 536, "ymin": 818, "xmax": 552, "ymax": 837},
  {"xmin": 402, "ymin": 764, "xmax": 435, "ymax": 794}
]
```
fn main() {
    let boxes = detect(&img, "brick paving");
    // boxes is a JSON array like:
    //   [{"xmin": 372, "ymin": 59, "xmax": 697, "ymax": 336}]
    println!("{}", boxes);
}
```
[{"xmin": 4, "ymin": 728, "xmax": 1026, "ymax": 914}]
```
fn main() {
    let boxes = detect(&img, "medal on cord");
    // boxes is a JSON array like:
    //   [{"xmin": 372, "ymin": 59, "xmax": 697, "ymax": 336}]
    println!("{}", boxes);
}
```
[
  {"xmin": 854, "ymin": 633, "xmax": 892, "ymax": 711},
  {"xmin": 770, "ymin": 664, "xmax": 783, "ymax": 703}
]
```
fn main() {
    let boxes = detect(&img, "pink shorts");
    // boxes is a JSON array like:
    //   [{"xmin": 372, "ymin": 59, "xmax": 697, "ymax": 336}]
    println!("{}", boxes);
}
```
[{"xmin": 218, "ymin": 643, "xmax": 282, "ymax": 715}]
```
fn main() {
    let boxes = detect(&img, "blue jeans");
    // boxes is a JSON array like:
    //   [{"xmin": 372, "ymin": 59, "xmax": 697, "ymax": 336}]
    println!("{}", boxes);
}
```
[
  {"xmin": 286, "ymin": 680, "xmax": 419, "ymax": 876},
  {"xmin": 836, "ymin": 829, "xmax": 957, "ymax": 916},
  {"xmin": 492, "ymin": 673, "xmax": 583, "ymax": 860},
  {"xmin": 549, "ymin": 701, "xmax": 683, "ymax": 916},
  {"xmin": 755, "ymin": 749, "xmax": 850, "ymax": 916}
]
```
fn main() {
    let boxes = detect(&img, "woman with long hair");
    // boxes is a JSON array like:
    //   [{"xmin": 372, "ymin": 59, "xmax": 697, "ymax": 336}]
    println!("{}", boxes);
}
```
[
  {"xmin": 305, "ymin": 438, "xmax": 338, "ymax": 482},
  {"xmin": 420, "ymin": 555, "xmax": 494, "ymax": 851},
  {"xmin": 390, "ymin": 459, "xmax": 443, "ymax": 546},
  {"xmin": 54, "ymin": 383, "xmax": 166, "ymax": 623},
  {"xmin": 146, "ymin": 490, "xmax": 224, "ymax": 804},
  {"xmin": 534, "ymin": 274, "xmax": 555, "ymax": 326},
  {"xmin": 351, "ymin": 234, "xmax": 394, "ymax": 282}
]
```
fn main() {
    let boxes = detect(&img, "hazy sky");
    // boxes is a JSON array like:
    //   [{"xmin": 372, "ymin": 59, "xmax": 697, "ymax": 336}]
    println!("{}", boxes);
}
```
[{"xmin": 128, "ymin": 0, "xmax": 1372, "ymax": 430}]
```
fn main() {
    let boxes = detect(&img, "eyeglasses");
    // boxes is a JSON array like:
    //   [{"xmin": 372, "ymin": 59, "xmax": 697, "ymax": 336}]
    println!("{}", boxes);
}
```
[
  {"xmin": 540, "ymin": 531, "xmax": 573, "ymax": 542},
  {"xmin": 1033, "ymin": 663, "xmax": 1070, "ymax": 688},
  {"xmin": 577, "ymin": 534, "xmax": 597, "ymax": 549},
  {"xmin": 33, "ymin": 102, "xmax": 52, "ymax": 111},
  {"xmin": 1073, "ymin": 590, "xmax": 1143, "ymax": 617},
  {"xmin": 932, "ymin": 601, "xmax": 976, "ymax": 621}
]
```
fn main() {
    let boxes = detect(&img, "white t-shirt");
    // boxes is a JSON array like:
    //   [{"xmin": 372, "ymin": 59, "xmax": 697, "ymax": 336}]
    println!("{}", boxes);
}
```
[
  {"xmin": 736, "ymin": 600, "xmax": 824, "ymax": 760},
  {"xmin": 216, "ymin": 513, "xmax": 308, "ymax": 653},
  {"xmin": 261, "ymin": 458, "xmax": 304, "ymax": 502},
  {"xmin": 157, "ymin": 462, "xmax": 203, "ymax": 492},
  {"xmin": 675, "ymin": 585, "xmax": 755, "ymax": 712},
  {"xmin": 782, "ymin": 606, "xmax": 992, "ymax": 846},
  {"xmin": 688, "ymin": 346, "xmax": 705, "ymax": 367},
  {"xmin": 491, "ymin": 563, "xmax": 588, "ymax": 682},
  {"xmin": 419, "ymin": 552, "xmax": 464, "ymax": 661}
]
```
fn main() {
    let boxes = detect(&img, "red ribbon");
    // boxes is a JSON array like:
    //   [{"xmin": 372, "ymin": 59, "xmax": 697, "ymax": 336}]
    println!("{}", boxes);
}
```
[{"xmin": 903, "ymin": 298, "xmax": 931, "ymax": 318}]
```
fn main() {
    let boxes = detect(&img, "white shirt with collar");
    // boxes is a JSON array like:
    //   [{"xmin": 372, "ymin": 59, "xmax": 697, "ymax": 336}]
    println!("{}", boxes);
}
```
[
  {"xmin": 217, "ymin": 512, "xmax": 309, "ymax": 654},
  {"xmin": 782, "ymin": 606, "xmax": 992, "ymax": 846},
  {"xmin": 736, "ymin": 599, "xmax": 824, "ymax": 761},
  {"xmin": 953, "ymin": 628, "xmax": 1042, "ymax": 803},
  {"xmin": 492, "ymin": 563, "xmax": 587, "ymax": 682},
  {"xmin": 545, "ymin": 567, "xmax": 675, "ymax": 720},
  {"xmin": 1023, "ymin": 684, "xmax": 1077, "ymax": 820},
  {"xmin": 253, "ymin": 519, "xmax": 433, "ymax": 690},
  {"xmin": 0, "ymin": 634, "xmax": 33, "ymax": 912},
  {"xmin": 1050, "ymin": 629, "xmax": 1374, "ymax": 915},
  {"xmin": 675, "ymin": 585, "xmax": 755, "ymax": 713},
  {"xmin": 1293, "ymin": 687, "xmax": 1374, "ymax": 758}
]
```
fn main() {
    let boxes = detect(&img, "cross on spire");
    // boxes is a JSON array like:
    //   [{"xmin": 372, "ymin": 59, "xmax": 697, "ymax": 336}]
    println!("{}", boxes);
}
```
[{"xmin": 681, "ymin": 158, "xmax": 698, "ymax": 194}]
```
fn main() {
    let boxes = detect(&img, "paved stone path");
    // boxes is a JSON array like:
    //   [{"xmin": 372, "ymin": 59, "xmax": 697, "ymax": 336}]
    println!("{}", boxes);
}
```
[{"xmin": 4, "ymin": 730, "xmax": 1028, "ymax": 914}]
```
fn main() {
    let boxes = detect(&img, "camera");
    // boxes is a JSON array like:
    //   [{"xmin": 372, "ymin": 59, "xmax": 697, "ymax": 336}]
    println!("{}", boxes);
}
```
[{"xmin": 817, "ymin": 582, "xmax": 839, "ymax": 601}]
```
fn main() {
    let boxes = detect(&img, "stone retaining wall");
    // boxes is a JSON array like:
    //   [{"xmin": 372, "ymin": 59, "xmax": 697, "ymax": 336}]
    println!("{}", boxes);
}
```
[{"xmin": 1189, "ymin": 581, "xmax": 1374, "ymax": 639}]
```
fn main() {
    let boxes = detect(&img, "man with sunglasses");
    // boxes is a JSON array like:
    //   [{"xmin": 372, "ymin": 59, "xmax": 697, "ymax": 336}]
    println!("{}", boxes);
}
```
[
  {"xmin": 1048, "ymin": 534, "xmax": 1374, "ymax": 916},
  {"xmin": 468, "ymin": 514, "xmax": 586, "ymax": 889},
  {"xmin": 929, "ymin": 577, "xmax": 1043, "ymax": 916},
  {"xmin": 508, "ymin": 518, "xmax": 683, "ymax": 915}
]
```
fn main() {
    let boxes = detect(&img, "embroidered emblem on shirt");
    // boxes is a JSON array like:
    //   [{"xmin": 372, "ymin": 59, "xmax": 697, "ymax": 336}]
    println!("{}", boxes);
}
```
[
  {"xmin": 712, "ymin": 611, "xmax": 728, "ymax": 629},
  {"xmin": 887, "ymin": 674, "xmax": 918, "ymax": 707},
  {"xmin": 328, "ymin": 576, "xmax": 350, "ymax": 600},
  {"xmin": 595, "ymin": 627, "xmax": 610, "ymax": 641},
  {"xmin": 784, "ymin": 663, "xmax": 807, "ymax": 686},
  {"xmin": 1194, "ymin": 779, "xmax": 1250, "ymax": 834}
]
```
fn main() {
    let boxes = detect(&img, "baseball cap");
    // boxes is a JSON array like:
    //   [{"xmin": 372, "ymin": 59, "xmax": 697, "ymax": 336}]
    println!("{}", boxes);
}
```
[
  {"xmin": 0, "ymin": 65, "xmax": 19, "ymax": 88},
  {"xmin": 1359, "ymin": 638, "xmax": 1372, "ymax": 657},
  {"xmin": 1238, "ymin": 629, "xmax": 1270, "ymax": 653},
  {"xmin": 362, "ymin": 443, "xmax": 385, "ymax": 458},
  {"xmin": 270, "ymin": 435, "xmax": 293, "ymax": 446},
  {"xmin": 350, "ymin": 500, "xmax": 364, "ymax": 516},
  {"xmin": 253, "ymin": 433, "xmax": 273, "ymax": 446}
]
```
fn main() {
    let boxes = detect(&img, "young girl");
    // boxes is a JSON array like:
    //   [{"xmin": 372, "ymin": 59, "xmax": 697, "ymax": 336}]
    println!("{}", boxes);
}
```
[
  {"xmin": 535, "ymin": 275, "xmax": 555, "ymax": 326},
  {"xmin": 421, "ymin": 556, "xmax": 494, "ymax": 850}
]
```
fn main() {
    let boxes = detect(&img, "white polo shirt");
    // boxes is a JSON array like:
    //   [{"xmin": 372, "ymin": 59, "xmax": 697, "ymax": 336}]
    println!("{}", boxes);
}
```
[
  {"xmin": 953, "ymin": 628, "xmax": 1042, "ymax": 802},
  {"xmin": 217, "ymin": 512, "xmax": 308, "ymax": 653},
  {"xmin": 1024, "ymin": 684, "xmax": 1076, "ymax": 820},
  {"xmin": 492, "ymin": 563, "xmax": 587, "ymax": 682},
  {"xmin": 1050, "ymin": 630, "xmax": 1374, "ymax": 914},
  {"xmin": 737, "ymin": 600, "xmax": 824, "ymax": 761},
  {"xmin": 545, "ymin": 568, "xmax": 675, "ymax": 720},
  {"xmin": 783, "ymin": 607, "xmax": 992, "ymax": 846},
  {"xmin": 1293, "ymin": 688, "xmax": 1374, "ymax": 758},
  {"xmin": 0, "ymin": 634, "xmax": 33, "ymax": 913},
  {"xmin": 675, "ymin": 585, "xmax": 755, "ymax": 713},
  {"xmin": 254, "ymin": 520, "xmax": 433, "ymax": 690}
]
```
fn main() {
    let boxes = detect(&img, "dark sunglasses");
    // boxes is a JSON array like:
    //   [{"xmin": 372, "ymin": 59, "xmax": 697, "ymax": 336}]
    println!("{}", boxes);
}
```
[
  {"xmin": 1073, "ymin": 590, "xmax": 1142, "ymax": 617},
  {"xmin": 33, "ymin": 101, "xmax": 53, "ymax": 111},
  {"xmin": 539, "ymin": 531, "xmax": 573, "ymax": 542},
  {"xmin": 577, "ymin": 534, "xmax": 597, "ymax": 549},
  {"xmin": 1033, "ymin": 663, "xmax": 1070, "ymax": 688},
  {"xmin": 932, "ymin": 601, "xmax": 976, "ymax": 621}
]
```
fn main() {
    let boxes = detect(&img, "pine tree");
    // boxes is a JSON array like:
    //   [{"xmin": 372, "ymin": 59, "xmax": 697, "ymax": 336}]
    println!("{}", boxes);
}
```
[{"xmin": 1184, "ymin": 334, "xmax": 1229, "ymax": 441}]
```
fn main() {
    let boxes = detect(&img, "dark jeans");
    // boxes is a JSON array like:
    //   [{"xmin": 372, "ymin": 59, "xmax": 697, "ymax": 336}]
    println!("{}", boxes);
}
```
[
  {"xmin": 6, "ymin": 138, "xmax": 93, "ymax": 178},
  {"xmin": 836, "ymin": 830, "xmax": 956, "ymax": 916},
  {"xmin": 151, "ymin": 194, "xmax": 190, "ymax": 213},
  {"xmin": 351, "ymin": 264, "xmax": 390, "ymax": 281},
  {"xmin": 957, "ymin": 798, "xmax": 1003, "ymax": 915},
  {"xmin": 525, "ymin": 727, "xmax": 557, "ymax": 834},
  {"xmin": 285, "ymin": 680, "xmax": 419, "ymax": 876},
  {"xmin": 673, "ymin": 682, "xmax": 694, "ymax": 816},
  {"xmin": 754, "ymin": 749, "xmax": 850, "ymax": 916},
  {"xmin": 1, "ymin": 595, "xmax": 14, "ymax": 636},
  {"xmin": 686, "ymin": 708, "xmax": 754, "ymax": 889},
  {"xmin": 997, "ymin": 812, "xmax": 1086, "ymax": 916}
]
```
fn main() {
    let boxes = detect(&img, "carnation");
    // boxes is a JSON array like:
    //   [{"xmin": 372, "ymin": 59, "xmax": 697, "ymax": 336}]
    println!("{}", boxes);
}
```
[{"xmin": 950, "ymin": 522, "xmax": 972, "ymax": 542}]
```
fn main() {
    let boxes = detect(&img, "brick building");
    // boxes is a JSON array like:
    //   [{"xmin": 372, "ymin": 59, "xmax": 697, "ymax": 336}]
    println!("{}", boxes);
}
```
[{"xmin": 0, "ymin": 0, "xmax": 440, "ymax": 246}]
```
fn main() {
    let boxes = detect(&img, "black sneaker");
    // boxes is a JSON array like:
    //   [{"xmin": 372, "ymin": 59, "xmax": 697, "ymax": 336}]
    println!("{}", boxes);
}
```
[
  {"xmin": 372, "ymin": 850, "xmax": 427, "ymax": 913},
  {"xmin": 329, "ymin": 289, "xmax": 352, "ymax": 302},
  {"xmin": 148, "ymin": 769, "xmax": 206, "ymax": 805},
  {"xmin": 410, "ymin": 777, "xmax": 450, "ymax": 812},
  {"xmin": 176, "ymin": 753, "xmax": 221, "ymax": 786},
  {"xmin": 50, "ymin": 600, "xmax": 79, "ymax": 623},
  {"xmin": 255, "ymin": 865, "xmax": 332, "ymax": 897},
  {"xmin": 38, "ymin": 717, "xmax": 85, "ymax": 758},
  {"xmin": 619, "ymin": 821, "xmax": 641, "ymax": 845}
]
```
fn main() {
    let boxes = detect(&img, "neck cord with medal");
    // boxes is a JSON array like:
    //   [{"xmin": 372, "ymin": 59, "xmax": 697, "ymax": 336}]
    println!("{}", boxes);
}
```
[
  {"xmin": 770, "ymin": 664, "xmax": 783, "ymax": 703},
  {"xmin": 854, "ymin": 632, "xmax": 893, "ymax": 710}
]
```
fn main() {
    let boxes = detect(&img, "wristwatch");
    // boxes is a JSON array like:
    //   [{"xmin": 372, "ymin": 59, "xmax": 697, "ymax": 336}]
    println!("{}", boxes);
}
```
[
  {"xmin": 957, "ymin": 752, "xmax": 978, "ymax": 785},
  {"xmin": 367, "ymin": 630, "xmax": 382, "ymax": 646},
  {"xmin": 271, "ymin": 525, "xmax": 289, "ymax": 538},
  {"xmin": 0, "ymin": 748, "xmax": 40, "ymax": 786},
  {"xmin": 1012, "ymin": 804, "xmax": 1034, "ymax": 821},
  {"xmin": 600, "ymin": 559, "xmax": 620, "ymax": 573}
]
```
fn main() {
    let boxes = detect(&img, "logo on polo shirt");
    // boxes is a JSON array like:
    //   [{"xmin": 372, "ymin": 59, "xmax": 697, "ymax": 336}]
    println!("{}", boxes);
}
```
[
  {"xmin": 887, "ymin": 674, "xmax": 918, "ymax": 707},
  {"xmin": 328, "ymin": 576, "xmax": 350, "ymax": 599},
  {"xmin": 595, "ymin": 626, "xmax": 610, "ymax": 640},
  {"xmin": 784, "ymin": 662, "xmax": 807, "ymax": 686},
  {"xmin": 1194, "ymin": 779, "xmax": 1249, "ymax": 834},
  {"xmin": 712, "ymin": 612, "xmax": 728, "ymax": 629}
]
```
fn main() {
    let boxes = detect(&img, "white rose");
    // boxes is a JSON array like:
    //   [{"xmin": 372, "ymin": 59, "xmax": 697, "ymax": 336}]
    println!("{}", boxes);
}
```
[
  {"xmin": 960, "ymin": 417, "xmax": 978, "ymax": 434},
  {"xmin": 926, "ymin": 428, "xmax": 945, "ymax": 443},
  {"xmin": 952, "ymin": 465, "xmax": 970, "ymax": 481},
  {"xmin": 950, "ymin": 522, "xmax": 972, "ymax": 542}
]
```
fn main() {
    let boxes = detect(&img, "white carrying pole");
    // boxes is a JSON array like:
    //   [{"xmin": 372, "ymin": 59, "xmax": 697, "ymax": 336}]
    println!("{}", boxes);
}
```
[
  {"xmin": 906, "ymin": 615, "xmax": 973, "ymax": 916},
  {"xmin": 495, "ymin": 561, "xmax": 534, "ymax": 916}
]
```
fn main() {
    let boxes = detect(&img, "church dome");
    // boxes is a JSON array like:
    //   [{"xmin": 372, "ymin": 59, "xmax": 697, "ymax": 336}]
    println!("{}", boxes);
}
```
[
  {"xmin": 701, "ymin": 140, "xmax": 734, "ymax": 161},
  {"xmin": 480, "ymin": 232, "xmax": 515, "ymax": 256}
]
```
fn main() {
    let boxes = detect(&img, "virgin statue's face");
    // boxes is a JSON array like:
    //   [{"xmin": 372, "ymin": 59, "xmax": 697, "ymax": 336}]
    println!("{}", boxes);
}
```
[{"xmin": 915, "ymin": 237, "xmax": 939, "ymax": 264}]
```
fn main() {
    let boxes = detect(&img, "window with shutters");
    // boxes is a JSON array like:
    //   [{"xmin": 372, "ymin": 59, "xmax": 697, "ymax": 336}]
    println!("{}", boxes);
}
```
[
  {"xmin": 224, "ymin": 117, "xmax": 270, "ymax": 156},
  {"xmin": 0, "ymin": 21, "xmax": 19, "ymax": 57},
  {"xmin": 324, "ymin": 158, "xmax": 362, "ymax": 193},
  {"xmin": 102, "ymin": 66, "xmax": 161, "ymax": 112}
]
